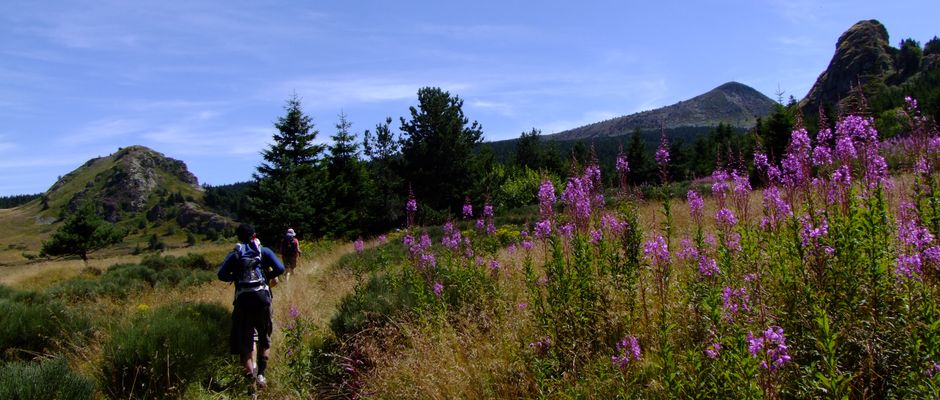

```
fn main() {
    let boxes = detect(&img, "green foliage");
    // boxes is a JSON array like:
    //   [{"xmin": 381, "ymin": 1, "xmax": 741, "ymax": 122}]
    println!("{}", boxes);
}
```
[
  {"xmin": 0, "ymin": 286, "xmax": 90, "ymax": 360},
  {"xmin": 248, "ymin": 94, "xmax": 327, "ymax": 242},
  {"xmin": 323, "ymin": 112, "xmax": 372, "ymax": 239},
  {"xmin": 40, "ymin": 202, "xmax": 126, "ymax": 262},
  {"xmin": 399, "ymin": 87, "xmax": 484, "ymax": 212},
  {"xmin": 48, "ymin": 254, "xmax": 215, "ymax": 301},
  {"xmin": 0, "ymin": 358, "xmax": 95, "ymax": 400},
  {"xmin": 100, "ymin": 302, "xmax": 230, "ymax": 399},
  {"xmin": 495, "ymin": 166, "xmax": 548, "ymax": 210},
  {"xmin": 0, "ymin": 193, "xmax": 41, "ymax": 209},
  {"xmin": 203, "ymin": 181, "xmax": 251, "ymax": 220},
  {"xmin": 331, "ymin": 273, "xmax": 419, "ymax": 338},
  {"xmin": 362, "ymin": 117, "xmax": 404, "ymax": 231}
]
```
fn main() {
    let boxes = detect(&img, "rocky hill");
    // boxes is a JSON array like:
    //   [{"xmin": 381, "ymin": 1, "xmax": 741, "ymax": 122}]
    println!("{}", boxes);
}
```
[
  {"xmin": 38, "ymin": 145, "xmax": 232, "ymax": 235},
  {"xmin": 548, "ymin": 81, "xmax": 776, "ymax": 141},
  {"xmin": 800, "ymin": 19, "xmax": 940, "ymax": 116}
]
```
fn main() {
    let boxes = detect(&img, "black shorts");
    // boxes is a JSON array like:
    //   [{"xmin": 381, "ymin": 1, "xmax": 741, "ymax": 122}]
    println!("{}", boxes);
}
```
[{"xmin": 229, "ymin": 289, "xmax": 273, "ymax": 356}]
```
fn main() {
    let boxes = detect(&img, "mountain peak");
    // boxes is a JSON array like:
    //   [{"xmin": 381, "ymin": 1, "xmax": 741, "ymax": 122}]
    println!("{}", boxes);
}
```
[
  {"xmin": 800, "ymin": 19, "xmax": 895, "ymax": 114},
  {"xmin": 548, "ymin": 82, "xmax": 775, "ymax": 141},
  {"xmin": 43, "ymin": 145, "xmax": 201, "ymax": 222}
]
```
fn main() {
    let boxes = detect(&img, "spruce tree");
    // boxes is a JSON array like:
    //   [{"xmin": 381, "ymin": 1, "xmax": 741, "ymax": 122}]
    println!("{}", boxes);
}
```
[
  {"xmin": 247, "ymin": 95, "xmax": 325, "ymax": 241},
  {"xmin": 324, "ymin": 112, "xmax": 369, "ymax": 238},
  {"xmin": 363, "ymin": 117, "xmax": 403, "ymax": 229}
]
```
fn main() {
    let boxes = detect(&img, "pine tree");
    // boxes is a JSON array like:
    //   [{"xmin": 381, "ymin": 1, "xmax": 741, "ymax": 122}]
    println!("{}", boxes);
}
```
[
  {"xmin": 324, "ymin": 112, "xmax": 369, "ymax": 238},
  {"xmin": 40, "ymin": 203, "xmax": 126, "ymax": 264},
  {"xmin": 399, "ymin": 87, "xmax": 484, "ymax": 212},
  {"xmin": 247, "ymin": 94, "xmax": 325, "ymax": 241},
  {"xmin": 363, "ymin": 117, "xmax": 403, "ymax": 229}
]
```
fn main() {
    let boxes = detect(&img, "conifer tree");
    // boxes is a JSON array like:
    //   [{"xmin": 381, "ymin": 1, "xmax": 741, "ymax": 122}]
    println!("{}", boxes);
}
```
[
  {"xmin": 324, "ymin": 112, "xmax": 369, "ymax": 238},
  {"xmin": 247, "ymin": 94, "xmax": 325, "ymax": 241},
  {"xmin": 363, "ymin": 117, "xmax": 403, "ymax": 229},
  {"xmin": 40, "ymin": 202, "xmax": 125, "ymax": 264},
  {"xmin": 399, "ymin": 87, "xmax": 484, "ymax": 212}
]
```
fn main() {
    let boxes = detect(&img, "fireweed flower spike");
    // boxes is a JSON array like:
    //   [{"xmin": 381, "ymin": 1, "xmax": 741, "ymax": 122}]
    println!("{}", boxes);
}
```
[
  {"xmin": 538, "ymin": 180, "xmax": 556, "ymax": 219},
  {"xmin": 353, "ymin": 238, "xmax": 364, "ymax": 254},
  {"xmin": 687, "ymin": 190, "xmax": 704, "ymax": 224},
  {"xmin": 612, "ymin": 335, "xmax": 641, "ymax": 369},
  {"xmin": 462, "ymin": 197, "xmax": 473, "ymax": 219}
]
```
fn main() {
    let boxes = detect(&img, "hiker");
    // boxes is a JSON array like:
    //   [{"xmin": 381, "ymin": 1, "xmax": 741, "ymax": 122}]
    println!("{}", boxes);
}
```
[
  {"xmin": 280, "ymin": 228, "xmax": 301, "ymax": 277},
  {"xmin": 217, "ymin": 223, "xmax": 285, "ymax": 388}
]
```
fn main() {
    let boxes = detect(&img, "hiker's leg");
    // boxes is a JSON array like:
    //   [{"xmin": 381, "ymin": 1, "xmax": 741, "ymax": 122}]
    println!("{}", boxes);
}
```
[
  {"xmin": 256, "ymin": 346, "xmax": 270, "ymax": 377},
  {"xmin": 241, "ymin": 351, "xmax": 255, "ymax": 376}
]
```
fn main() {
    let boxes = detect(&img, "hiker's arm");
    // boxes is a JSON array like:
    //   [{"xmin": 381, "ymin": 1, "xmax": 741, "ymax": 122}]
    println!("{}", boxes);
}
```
[
  {"xmin": 261, "ymin": 247, "xmax": 286, "ymax": 278},
  {"xmin": 217, "ymin": 253, "xmax": 236, "ymax": 282}
]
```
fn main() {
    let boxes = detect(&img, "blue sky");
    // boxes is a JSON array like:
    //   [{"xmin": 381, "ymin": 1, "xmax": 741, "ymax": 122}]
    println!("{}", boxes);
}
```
[{"xmin": 1, "ymin": 0, "xmax": 937, "ymax": 196}]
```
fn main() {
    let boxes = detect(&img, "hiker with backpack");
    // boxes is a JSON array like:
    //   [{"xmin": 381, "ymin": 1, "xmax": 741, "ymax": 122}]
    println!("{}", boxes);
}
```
[
  {"xmin": 280, "ymin": 228, "xmax": 301, "ymax": 278},
  {"xmin": 217, "ymin": 223, "xmax": 285, "ymax": 388}
]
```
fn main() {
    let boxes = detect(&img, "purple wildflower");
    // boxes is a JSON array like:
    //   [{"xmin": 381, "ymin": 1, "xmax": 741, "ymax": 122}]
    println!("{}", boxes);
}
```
[
  {"xmin": 432, "ymin": 281, "xmax": 443, "ymax": 297},
  {"xmin": 643, "ymin": 235, "xmax": 670, "ymax": 271},
  {"xmin": 716, "ymin": 208, "xmax": 737, "ymax": 228},
  {"xmin": 687, "ymin": 190, "xmax": 704, "ymax": 224},
  {"xmin": 616, "ymin": 153, "xmax": 630, "ymax": 175},
  {"xmin": 677, "ymin": 239, "xmax": 699, "ymax": 261},
  {"xmin": 489, "ymin": 259, "xmax": 501, "ymax": 273},
  {"xmin": 562, "ymin": 174, "xmax": 593, "ymax": 230},
  {"xmin": 558, "ymin": 223, "xmax": 575, "ymax": 238},
  {"xmin": 534, "ymin": 219, "xmax": 552, "ymax": 239},
  {"xmin": 529, "ymin": 336, "xmax": 551, "ymax": 355},
  {"xmin": 895, "ymin": 253, "xmax": 923, "ymax": 279},
  {"xmin": 655, "ymin": 133, "xmax": 670, "ymax": 168},
  {"xmin": 590, "ymin": 229, "xmax": 603, "ymax": 244},
  {"xmin": 353, "ymin": 238, "xmax": 364, "ymax": 254},
  {"xmin": 378, "ymin": 234, "xmax": 387, "ymax": 245},
  {"xmin": 521, "ymin": 240, "xmax": 533, "ymax": 250},
  {"xmin": 760, "ymin": 186, "xmax": 791, "ymax": 230},
  {"xmin": 698, "ymin": 256, "xmax": 719, "ymax": 277},
  {"xmin": 462, "ymin": 198, "xmax": 473, "ymax": 219},
  {"xmin": 288, "ymin": 305, "xmax": 300, "ymax": 319},
  {"xmin": 721, "ymin": 286, "xmax": 750, "ymax": 322},
  {"xmin": 705, "ymin": 341, "xmax": 721, "ymax": 359},
  {"xmin": 612, "ymin": 335, "xmax": 642, "ymax": 369},
  {"xmin": 538, "ymin": 180, "xmax": 556, "ymax": 219}
]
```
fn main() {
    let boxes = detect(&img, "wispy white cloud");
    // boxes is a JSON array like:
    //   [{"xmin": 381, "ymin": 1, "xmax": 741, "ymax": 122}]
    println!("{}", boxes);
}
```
[
  {"xmin": 270, "ymin": 77, "xmax": 473, "ymax": 107},
  {"xmin": 58, "ymin": 118, "xmax": 145, "ymax": 145},
  {"xmin": 469, "ymin": 99, "xmax": 514, "ymax": 116}
]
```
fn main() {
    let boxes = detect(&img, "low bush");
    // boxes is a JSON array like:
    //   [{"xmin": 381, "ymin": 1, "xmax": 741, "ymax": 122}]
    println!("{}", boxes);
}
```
[
  {"xmin": 331, "ymin": 274, "xmax": 419, "ymax": 338},
  {"xmin": 0, "ymin": 286, "xmax": 90, "ymax": 360},
  {"xmin": 101, "ymin": 301, "xmax": 230, "ymax": 399},
  {"xmin": 0, "ymin": 358, "xmax": 95, "ymax": 399}
]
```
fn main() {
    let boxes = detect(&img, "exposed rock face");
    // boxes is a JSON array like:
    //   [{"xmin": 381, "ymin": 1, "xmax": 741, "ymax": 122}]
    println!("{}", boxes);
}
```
[
  {"xmin": 549, "ymin": 81, "xmax": 776, "ymax": 141},
  {"xmin": 800, "ymin": 20, "xmax": 896, "ymax": 114},
  {"xmin": 50, "ymin": 145, "xmax": 204, "ymax": 222},
  {"xmin": 176, "ymin": 202, "xmax": 234, "ymax": 235}
]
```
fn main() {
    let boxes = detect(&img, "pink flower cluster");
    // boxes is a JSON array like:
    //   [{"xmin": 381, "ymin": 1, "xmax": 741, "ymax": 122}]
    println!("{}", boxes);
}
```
[
  {"xmin": 611, "ymin": 335, "xmax": 642, "ymax": 369},
  {"xmin": 747, "ymin": 326, "xmax": 791, "ymax": 371}
]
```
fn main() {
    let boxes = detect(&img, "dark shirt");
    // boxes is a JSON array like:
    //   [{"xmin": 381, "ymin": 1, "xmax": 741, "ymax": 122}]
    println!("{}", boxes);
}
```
[{"xmin": 217, "ymin": 244, "xmax": 286, "ymax": 290}]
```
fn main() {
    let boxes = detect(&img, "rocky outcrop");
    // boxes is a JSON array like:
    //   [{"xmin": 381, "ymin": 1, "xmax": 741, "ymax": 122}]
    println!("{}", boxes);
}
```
[
  {"xmin": 176, "ymin": 202, "xmax": 234, "ymax": 235},
  {"xmin": 549, "ymin": 81, "xmax": 776, "ymax": 141},
  {"xmin": 800, "ymin": 20, "xmax": 896, "ymax": 114}
]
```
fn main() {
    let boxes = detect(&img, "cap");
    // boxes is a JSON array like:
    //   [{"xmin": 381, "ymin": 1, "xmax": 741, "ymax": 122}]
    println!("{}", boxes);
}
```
[
  {"xmin": 236, "ymin": 223, "xmax": 255, "ymax": 243},
  {"xmin": 286, "ymin": 228, "xmax": 296, "ymax": 237}
]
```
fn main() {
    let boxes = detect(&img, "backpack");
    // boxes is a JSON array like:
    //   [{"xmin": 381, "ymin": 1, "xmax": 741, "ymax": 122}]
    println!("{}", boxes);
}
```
[
  {"xmin": 282, "ymin": 237, "xmax": 298, "ymax": 256},
  {"xmin": 233, "ymin": 243, "xmax": 269, "ymax": 297}
]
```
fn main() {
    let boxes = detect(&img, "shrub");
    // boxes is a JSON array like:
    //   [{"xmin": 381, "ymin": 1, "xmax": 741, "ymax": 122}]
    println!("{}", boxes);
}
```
[
  {"xmin": 101, "ymin": 302, "xmax": 230, "ymax": 399},
  {"xmin": 0, "ymin": 358, "xmax": 95, "ymax": 400},
  {"xmin": 331, "ymin": 274, "xmax": 419, "ymax": 337},
  {"xmin": 0, "ymin": 286, "xmax": 90, "ymax": 360}
]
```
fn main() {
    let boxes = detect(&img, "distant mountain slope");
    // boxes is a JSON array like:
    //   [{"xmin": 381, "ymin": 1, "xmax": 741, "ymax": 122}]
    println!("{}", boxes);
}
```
[
  {"xmin": 34, "ymin": 145, "xmax": 231, "ymax": 233},
  {"xmin": 548, "ymin": 82, "xmax": 776, "ymax": 141}
]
